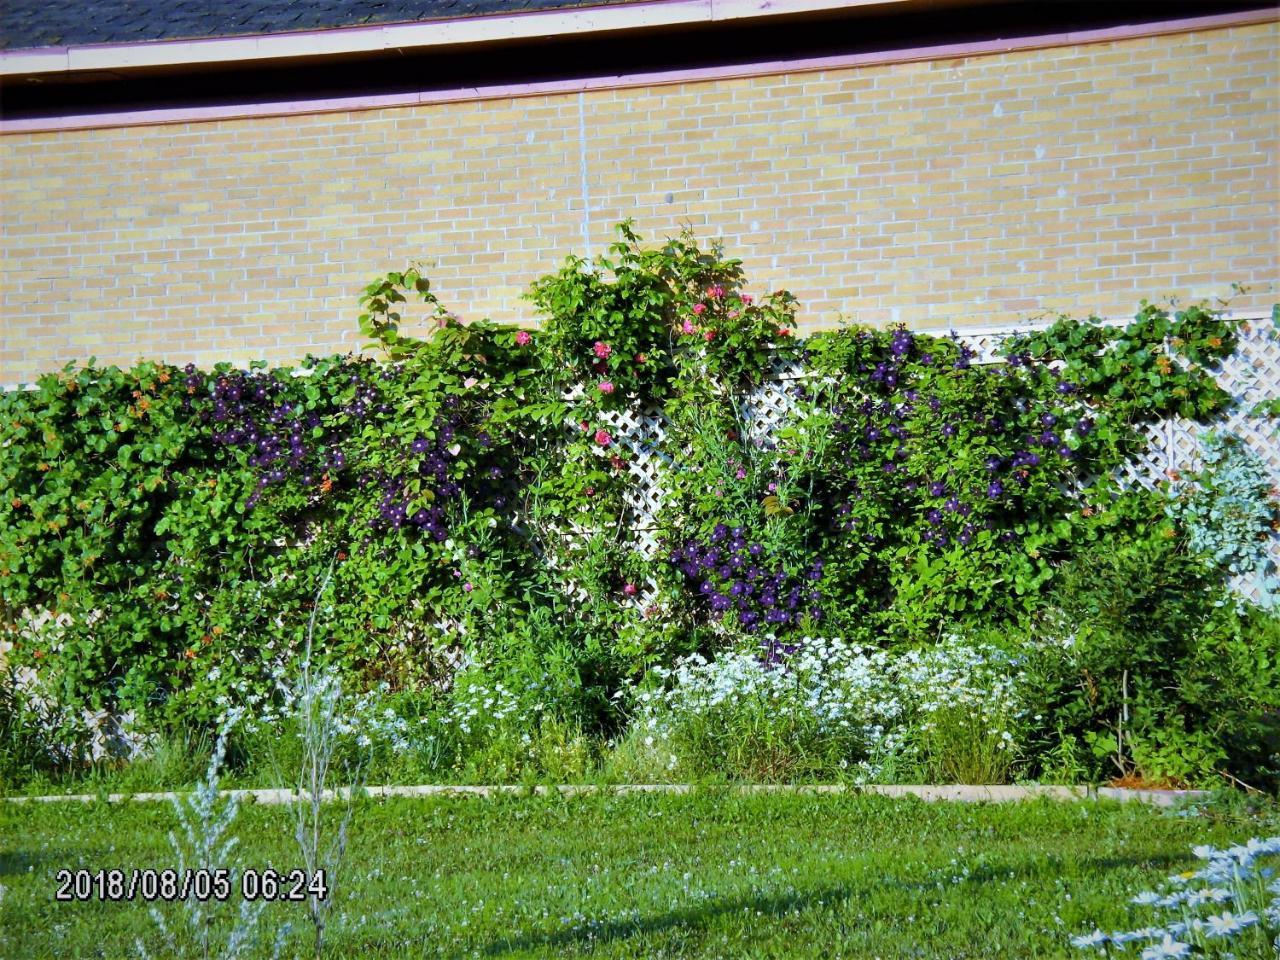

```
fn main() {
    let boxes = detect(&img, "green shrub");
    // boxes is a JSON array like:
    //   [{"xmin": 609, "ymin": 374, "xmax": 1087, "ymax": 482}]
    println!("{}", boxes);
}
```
[{"xmin": 1018, "ymin": 526, "xmax": 1280, "ymax": 788}]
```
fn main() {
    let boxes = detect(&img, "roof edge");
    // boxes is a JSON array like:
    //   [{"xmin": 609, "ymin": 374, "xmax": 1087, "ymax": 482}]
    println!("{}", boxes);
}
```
[
  {"xmin": 3, "ymin": 8, "xmax": 1273, "ymax": 136},
  {"xmin": 0, "ymin": 0, "xmax": 920, "ymax": 75}
]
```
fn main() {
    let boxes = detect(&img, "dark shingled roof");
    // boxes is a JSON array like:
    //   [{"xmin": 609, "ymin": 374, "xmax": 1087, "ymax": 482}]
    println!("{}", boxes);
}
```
[{"xmin": 0, "ymin": 0, "xmax": 645, "ymax": 51}]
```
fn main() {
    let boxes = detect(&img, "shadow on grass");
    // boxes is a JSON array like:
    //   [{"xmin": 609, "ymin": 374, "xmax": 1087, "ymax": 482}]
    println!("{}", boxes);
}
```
[
  {"xmin": 0, "ymin": 848, "xmax": 87, "ymax": 877},
  {"xmin": 466, "ymin": 852, "xmax": 1191, "ymax": 958}
]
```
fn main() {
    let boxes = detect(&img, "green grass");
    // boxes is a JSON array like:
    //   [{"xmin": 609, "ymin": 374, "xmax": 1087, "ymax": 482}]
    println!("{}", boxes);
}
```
[{"xmin": 2, "ymin": 792, "xmax": 1276, "ymax": 958}]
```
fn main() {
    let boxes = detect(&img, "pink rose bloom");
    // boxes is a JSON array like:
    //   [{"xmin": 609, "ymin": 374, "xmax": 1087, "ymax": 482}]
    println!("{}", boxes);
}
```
[
  {"xmin": 778, "ymin": 328, "xmax": 792, "ymax": 337},
  {"xmin": 515, "ymin": 330, "xmax": 531, "ymax": 346},
  {"xmin": 462, "ymin": 582, "xmax": 474, "ymax": 593},
  {"xmin": 598, "ymin": 381, "xmax": 615, "ymax": 394},
  {"xmin": 622, "ymin": 583, "xmax": 638, "ymax": 597},
  {"xmin": 579, "ymin": 420, "xmax": 590, "ymax": 432},
  {"xmin": 681, "ymin": 319, "xmax": 696, "ymax": 335},
  {"xmin": 727, "ymin": 311, "xmax": 739, "ymax": 320},
  {"xmin": 594, "ymin": 429, "xmax": 612, "ymax": 447},
  {"xmin": 741, "ymin": 294, "xmax": 753, "ymax": 305},
  {"xmin": 635, "ymin": 353, "xmax": 647, "ymax": 363},
  {"xmin": 708, "ymin": 285, "xmax": 725, "ymax": 300},
  {"xmin": 593, "ymin": 341, "xmax": 612, "ymax": 359},
  {"xmin": 692, "ymin": 303, "xmax": 706, "ymax": 315},
  {"xmin": 704, "ymin": 329, "xmax": 715, "ymax": 342}
]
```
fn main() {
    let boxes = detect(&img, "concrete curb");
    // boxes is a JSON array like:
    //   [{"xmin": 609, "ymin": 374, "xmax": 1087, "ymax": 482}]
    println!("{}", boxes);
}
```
[{"xmin": 3, "ymin": 783, "xmax": 1208, "ymax": 807}]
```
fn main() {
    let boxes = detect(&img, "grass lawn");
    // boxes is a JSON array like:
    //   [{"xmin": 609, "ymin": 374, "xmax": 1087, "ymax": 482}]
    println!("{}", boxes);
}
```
[{"xmin": 1, "ymin": 791, "xmax": 1274, "ymax": 959}]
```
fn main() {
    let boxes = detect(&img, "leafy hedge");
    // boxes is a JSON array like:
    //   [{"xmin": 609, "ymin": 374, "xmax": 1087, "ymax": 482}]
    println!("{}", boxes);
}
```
[{"xmin": 1, "ymin": 223, "xmax": 1275, "ymax": 784}]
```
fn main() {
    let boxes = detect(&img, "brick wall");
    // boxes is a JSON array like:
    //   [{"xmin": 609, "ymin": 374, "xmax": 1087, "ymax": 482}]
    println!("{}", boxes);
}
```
[{"xmin": 0, "ymin": 20, "xmax": 1276, "ymax": 385}]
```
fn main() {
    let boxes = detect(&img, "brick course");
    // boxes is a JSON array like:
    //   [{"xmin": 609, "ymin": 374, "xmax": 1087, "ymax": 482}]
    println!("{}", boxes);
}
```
[{"xmin": 1, "ymin": 21, "xmax": 1276, "ymax": 384}]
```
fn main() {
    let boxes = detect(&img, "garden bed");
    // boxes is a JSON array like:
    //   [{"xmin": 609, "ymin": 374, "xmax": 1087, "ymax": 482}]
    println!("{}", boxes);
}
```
[{"xmin": 2, "ymin": 225, "xmax": 1279, "ymax": 958}]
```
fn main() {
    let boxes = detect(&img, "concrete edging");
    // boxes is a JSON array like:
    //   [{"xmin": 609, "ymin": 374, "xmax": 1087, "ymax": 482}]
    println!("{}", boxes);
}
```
[{"xmin": 3, "ymin": 783, "xmax": 1208, "ymax": 807}]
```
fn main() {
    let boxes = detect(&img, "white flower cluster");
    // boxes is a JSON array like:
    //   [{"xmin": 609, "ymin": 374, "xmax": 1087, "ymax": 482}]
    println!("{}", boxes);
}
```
[
  {"xmin": 630, "ymin": 635, "xmax": 1024, "ymax": 780},
  {"xmin": 217, "ymin": 661, "xmax": 412, "ymax": 753},
  {"xmin": 1071, "ymin": 836, "xmax": 1280, "ymax": 958},
  {"xmin": 425, "ymin": 674, "xmax": 549, "ymax": 740},
  {"xmin": 896, "ymin": 638, "xmax": 1023, "ymax": 746}
]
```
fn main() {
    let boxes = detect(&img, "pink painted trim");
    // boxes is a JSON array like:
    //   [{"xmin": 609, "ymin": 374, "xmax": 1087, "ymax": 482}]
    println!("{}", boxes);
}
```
[
  {"xmin": 0, "ymin": 0, "xmax": 912, "ymax": 76},
  {"xmin": 1, "ymin": 8, "xmax": 1273, "ymax": 135}
]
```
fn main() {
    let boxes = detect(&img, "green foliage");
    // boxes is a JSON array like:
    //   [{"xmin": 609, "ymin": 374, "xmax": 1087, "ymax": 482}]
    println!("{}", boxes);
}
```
[
  {"xmin": 1005, "ymin": 302, "xmax": 1239, "ymax": 435},
  {"xmin": 0, "ymin": 221, "xmax": 1273, "ymax": 791},
  {"xmin": 1017, "ymin": 529, "xmax": 1280, "ymax": 787}
]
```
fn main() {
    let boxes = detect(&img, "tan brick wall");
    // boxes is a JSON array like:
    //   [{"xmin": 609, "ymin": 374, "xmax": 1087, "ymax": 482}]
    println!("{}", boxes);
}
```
[{"xmin": 1, "ymin": 21, "xmax": 1277, "ymax": 384}]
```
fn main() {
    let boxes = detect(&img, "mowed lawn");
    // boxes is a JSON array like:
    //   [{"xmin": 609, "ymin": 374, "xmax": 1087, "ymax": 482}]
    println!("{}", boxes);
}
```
[{"xmin": 1, "ymin": 791, "xmax": 1273, "ymax": 959}]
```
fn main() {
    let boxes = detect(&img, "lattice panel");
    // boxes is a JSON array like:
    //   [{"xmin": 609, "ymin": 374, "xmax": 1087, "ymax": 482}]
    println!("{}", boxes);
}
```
[
  {"xmin": 1156, "ymin": 322, "xmax": 1279, "ymax": 602},
  {"xmin": 556, "ymin": 316, "xmax": 1279, "ymax": 604},
  {"xmin": 739, "ymin": 377, "xmax": 804, "ymax": 445}
]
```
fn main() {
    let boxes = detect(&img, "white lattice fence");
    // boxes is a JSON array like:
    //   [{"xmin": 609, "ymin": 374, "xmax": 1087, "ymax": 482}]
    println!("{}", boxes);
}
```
[
  {"xmin": 586, "ymin": 315, "xmax": 1279, "ymax": 601},
  {"xmin": 1149, "ymin": 320, "xmax": 1280, "ymax": 601}
]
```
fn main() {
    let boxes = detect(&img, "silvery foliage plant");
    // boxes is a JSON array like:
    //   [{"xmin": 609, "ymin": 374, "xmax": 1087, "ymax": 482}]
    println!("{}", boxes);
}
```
[
  {"xmin": 287, "ymin": 657, "xmax": 365, "ymax": 960},
  {"xmin": 135, "ymin": 710, "xmax": 290, "ymax": 960},
  {"xmin": 213, "ymin": 663, "xmax": 412, "ymax": 754},
  {"xmin": 1166, "ymin": 431, "xmax": 1280, "ymax": 608},
  {"xmin": 1071, "ymin": 836, "xmax": 1280, "ymax": 958},
  {"xmin": 203, "ymin": 659, "xmax": 365, "ymax": 959}
]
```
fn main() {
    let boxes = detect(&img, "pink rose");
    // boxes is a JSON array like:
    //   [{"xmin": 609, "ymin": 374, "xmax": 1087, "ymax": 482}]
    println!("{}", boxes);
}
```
[
  {"xmin": 579, "ymin": 420, "xmax": 590, "ymax": 432},
  {"xmin": 708, "ymin": 285, "xmax": 725, "ymax": 300},
  {"xmin": 741, "ymin": 294, "xmax": 753, "ymax": 305},
  {"xmin": 598, "ymin": 381, "xmax": 615, "ymax": 394},
  {"xmin": 635, "ymin": 353, "xmax": 647, "ymax": 363},
  {"xmin": 778, "ymin": 328, "xmax": 791, "ymax": 337},
  {"xmin": 704, "ymin": 329, "xmax": 716, "ymax": 342},
  {"xmin": 593, "ymin": 341, "xmax": 612, "ymax": 359},
  {"xmin": 682, "ymin": 319, "xmax": 696, "ymax": 335},
  {"xmin": 594, "ymin": 429, "xmax": 612, "ymax": 447},
  {"xmin": 622, "ymin": 583, "xmax": 638, "ymax": 596},
  {"xmin": 515, "ymin": 330, "xmax": 531, "ymax": 346},
  {"xmin": 692, "ymin": 303, "xmax": 706, "ymax": 316}
]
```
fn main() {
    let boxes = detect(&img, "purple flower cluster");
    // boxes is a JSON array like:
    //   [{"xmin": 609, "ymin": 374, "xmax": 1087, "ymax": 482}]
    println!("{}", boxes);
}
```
[
  {"xmin": 366, "ymin": 408, "xmax": 513, "ymax": 538},
  {"xmin": 759, "ymin": 637, "xmax": 800, "ymax": 667},
  {"xmin": 203, "ymin": 368, "xmax": 349, "ymax": 509},
  {"xmin": 371, "ymin": 470, "xmax": 449, "ymax": 538},
  {"xmin": 666, "ymin": 524, "xmax": 824, "ymax": 632},
  {"xmin": 810, "ymin": 328, "xmax": 1104, "ymax": 554}
]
